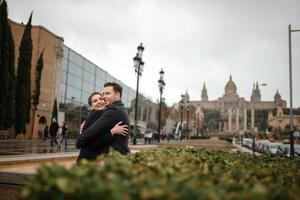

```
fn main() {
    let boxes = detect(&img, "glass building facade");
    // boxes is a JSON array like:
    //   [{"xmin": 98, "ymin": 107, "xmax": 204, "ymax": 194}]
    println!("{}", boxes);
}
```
[{"xmin": 59, "ymin": 45, "xmax": 136, "ymax": 132}]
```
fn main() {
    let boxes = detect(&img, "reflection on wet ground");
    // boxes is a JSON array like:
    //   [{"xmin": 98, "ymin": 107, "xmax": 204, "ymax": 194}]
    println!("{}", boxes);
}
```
[{"xmin": 0, "ymin": 139, "xmax": 78, "ymax": 156}]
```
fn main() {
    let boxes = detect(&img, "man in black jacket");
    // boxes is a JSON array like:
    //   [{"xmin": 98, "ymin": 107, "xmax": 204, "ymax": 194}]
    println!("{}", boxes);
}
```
[
  {"xmin": 76, "ymin": 82, "xmax": 130, "ymax": 158},
  {"xmin": 49, "ymin": 118, "xmax": 59, "ymax": 147}
]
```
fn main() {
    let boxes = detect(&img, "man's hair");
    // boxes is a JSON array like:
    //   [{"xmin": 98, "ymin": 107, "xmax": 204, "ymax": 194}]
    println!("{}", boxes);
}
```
[
  {"xmin": 104, "ymin": 82, "xmax": 123, "ymax": 98},
  {"xmin": 88, "ymin": 92, "xmax": 102, "ymax": 106}
]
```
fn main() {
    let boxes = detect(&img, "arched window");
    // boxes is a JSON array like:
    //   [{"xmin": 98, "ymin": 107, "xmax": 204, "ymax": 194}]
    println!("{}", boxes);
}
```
[{"xmin": 38, "ymin": 116, "xmax": 47, "ymax": 124}]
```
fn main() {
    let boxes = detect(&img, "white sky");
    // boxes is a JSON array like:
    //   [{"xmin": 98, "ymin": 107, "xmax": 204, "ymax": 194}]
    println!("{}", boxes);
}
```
[{"xmin": 7, "ymin": 0, "xmax": 300, "ymax": 107}]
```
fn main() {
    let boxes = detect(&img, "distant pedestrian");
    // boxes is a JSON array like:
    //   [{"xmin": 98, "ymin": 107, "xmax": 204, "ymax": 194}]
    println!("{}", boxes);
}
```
[
  {"xmin": 61, "ymin": 122, "xmax": 68, "ymax": 149},
  {"xmin": 43, "ymin": 126, "xmax": 49, "ymax": 140},
  {"xmin": 50, "ymin": 118, "xmax": 59, "ymax": 147},
  {"xmin": 144, "ymin": 129, "xmax": 153, "ymax": 144}
]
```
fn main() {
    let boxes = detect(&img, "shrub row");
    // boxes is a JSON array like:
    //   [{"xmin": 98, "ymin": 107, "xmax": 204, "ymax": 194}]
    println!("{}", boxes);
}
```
[
  {"xmin": 22, "ymin": 147, "xmax": 300, "ymax": 200},
  {"xmin": 189, "ymin": 135, "xmax": 210, "ymax": 140}
]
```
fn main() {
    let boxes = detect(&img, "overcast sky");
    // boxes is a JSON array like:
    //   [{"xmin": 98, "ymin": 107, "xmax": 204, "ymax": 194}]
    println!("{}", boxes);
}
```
[{"xmin": 8, "ymin": 0, "xmax": 300, "ymax": 107}]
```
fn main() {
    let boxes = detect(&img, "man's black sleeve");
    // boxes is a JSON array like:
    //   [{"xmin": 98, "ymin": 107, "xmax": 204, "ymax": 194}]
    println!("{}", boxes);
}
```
[
  {"xmin": 88, "ymin": 130, "xmax": 115, "ymax": 149},
  {"xmin": 76, "ymin": 108, "xmax": 116, "ymax": 148}
]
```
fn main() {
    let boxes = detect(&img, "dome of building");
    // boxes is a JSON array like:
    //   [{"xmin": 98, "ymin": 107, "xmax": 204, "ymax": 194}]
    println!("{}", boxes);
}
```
[{"xmin": 225, "ymin": 75, "xmax": 237, "ymax": 95}]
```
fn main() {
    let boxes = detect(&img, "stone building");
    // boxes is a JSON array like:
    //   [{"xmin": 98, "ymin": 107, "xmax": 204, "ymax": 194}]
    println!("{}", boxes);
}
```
[
  {"xmin": 189, "ymin": 75, "xmax": 287, "ymax": 132},
  {"xmin": 9, "ymin": 18, "xmax": 153, "ymax": 138},
  {"xmin": 129, "ymin": 97, "xmax": 158, "ymax": 133},
  {"xmin": 268, "ymin": 106, "xmax": 300, "ymax": 131},
  {"xmin": 10, "ymin": 19, "xmax": 64, "ymax": 138}
]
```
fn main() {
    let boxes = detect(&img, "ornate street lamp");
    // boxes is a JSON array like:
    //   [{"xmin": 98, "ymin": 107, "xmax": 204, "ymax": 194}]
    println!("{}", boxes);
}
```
[
  {"xmin": 133, "ymin": 43, "xmax": 145, "ymax": 145},
  {"xmin": 179, "ymin": 94, "xmax": 184, "ymax": 140},
  {"xmin": 288, "ymin": 24, "xmax": 300, "ymax": 157},
  {"xmin": 157, "ymin": 68, "xmax": 166, "ymax": 142},
  {"xmin": 251, "ymin": 83, "xmax": 267, "ymax": 154},
  {"xmin": 186, "ymin": 101, "xmax": 190, "ymax": 139}
]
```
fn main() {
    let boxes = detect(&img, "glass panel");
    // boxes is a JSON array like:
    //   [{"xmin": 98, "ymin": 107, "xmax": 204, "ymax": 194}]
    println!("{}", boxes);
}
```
[
  {"xmin": 84, "ymin": 61, "xmax": 96, "ymax": 74},
  {"xmin": 95, "ymin": 77, "xmax": 105, "ymax": 92},
  {"xmin": 82, "ymin": 81, "xmax": 94, "ymax": 93},
  {"xmin": 60, "ymin": 70, "xmax": 67, "ymax": 83},
  {"xmin": 68, "ymin": 62, "xmax": 83, "ymax": 78},
  {"xmin": 105, "ymin": 74, "xmax": 114, "ymax": 82},
  {"xmin": 62, "ymin": 58, "xmax": 68, "ymax": 71},
  {"xmin": 81, "ymin": 91, "xmax": 90, "ymax": 105},
  {"xmin": 83, "ymin": 70, "xmax": 95, "ymax": 84},
  {"xmin": 67, "ymin": 74, "xmax": 82, "ymax": 89},
  {"xmin": 66, "ymin": 85, "xmax": 82, "ymax": 103},
  {"xmin": 69, "ymin": 50, "xmax": 83, "ymax": 65},
  {"xmin": 59, "ymin": 83, "xmax": 66, "ymax": 103},
  {"xmin": 96, "ymin": 67, "xmax": 106, "ymax": 78},
  {"xmin": 63, "ymin": 46, "xmax": 69, "ymax": 59}
]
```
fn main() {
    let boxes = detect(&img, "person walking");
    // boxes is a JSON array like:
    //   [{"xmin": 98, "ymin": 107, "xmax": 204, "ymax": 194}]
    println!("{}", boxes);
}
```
[
  {"xmin": 43, "ymin": 125, "xmax": 49, "ymax": 140},
  {"xmin": 61, "ymin": 122, "xmax": 68, "ymax": 149},
  {"xmin": 49, "ymin": 118, "xmax": 59, "ymax": 147}
]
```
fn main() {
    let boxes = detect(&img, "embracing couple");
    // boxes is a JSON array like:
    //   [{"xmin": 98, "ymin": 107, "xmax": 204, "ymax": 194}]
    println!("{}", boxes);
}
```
[{"xmin": 76, "ymin": 82, "xmax": 130, "ymax": 163}]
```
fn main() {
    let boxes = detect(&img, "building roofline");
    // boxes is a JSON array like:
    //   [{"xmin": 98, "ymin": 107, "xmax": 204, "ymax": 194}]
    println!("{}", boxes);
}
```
[
  {"xmin": 9, "ymin": 18, "xmax": 64, "ymax": 42},
  {"xmin": 63, "ymin": 44, "xmax": 137, "ymax": 95}
]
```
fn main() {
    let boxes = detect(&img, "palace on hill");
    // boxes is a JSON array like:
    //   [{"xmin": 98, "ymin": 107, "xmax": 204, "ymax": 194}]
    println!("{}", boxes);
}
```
[{"xmin": 189, "ymin": 75, "xmax": 287, "ymax": 132}]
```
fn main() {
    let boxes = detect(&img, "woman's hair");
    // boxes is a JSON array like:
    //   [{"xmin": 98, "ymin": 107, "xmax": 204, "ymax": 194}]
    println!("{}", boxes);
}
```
[{"xmin": 88, "ymin": 92, "xmax": 102, "ymax": 106}]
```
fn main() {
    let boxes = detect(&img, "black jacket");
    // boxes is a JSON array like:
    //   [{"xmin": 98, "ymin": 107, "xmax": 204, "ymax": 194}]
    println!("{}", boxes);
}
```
[
  {"xmin": 76, "ymin": 100, "xmax": 130, "ymax": 160},
  {"xmin": 76, "ymin": 110, "xmax": 103, "ymax": 162},
  {"xmin": 49, "ymin": 122, "xmax": 59, "ymax": 137}
]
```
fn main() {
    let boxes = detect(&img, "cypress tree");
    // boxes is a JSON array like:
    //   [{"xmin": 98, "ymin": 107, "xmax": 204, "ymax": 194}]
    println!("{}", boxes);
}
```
[
  {"xmin": 0, "ymin": 0, "xmax": 9, "ymax": 129},
  {"xmin": 32, "ymin": 50, "xmax": 44, "ymax": 108},
  {"xmin": 15, "ymin": 13, "xmax": 33, "ymax": 134},
  {"xmin": 4, "ymin": 25, "xmax": 16, "ymax": 129},
  {"xmin": 30, "ymin": 50, "xmax": 44, "ymax": 135},
  {"xmin": 52, "ymin": 99, "xmax": 58, "ymax": 121}
]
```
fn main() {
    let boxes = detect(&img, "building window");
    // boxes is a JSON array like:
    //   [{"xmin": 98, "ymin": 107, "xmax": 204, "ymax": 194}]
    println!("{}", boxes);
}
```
[
  {"xmin": 69, "ymin": 50, "xmax": 83, "ymax": 65},
  {"xmin": 66, "ymin": 85, "xmax": 82, "ymax": 103},
  {"xmin": 60, "ymin": 70, "xmax": 67, "ymax": 83},
  {"xmin": 83, "ymin": 70, "xmax": 95, "ymax": 84},
  {"xmin": 82, "ymin": 81, "xmax": 94, "ymax": 94},
  {"xmin": 68, "ymin": 62, "xmax": 83, "ymax": 78},
  {"xmin": 67, "ymin": 74, "xmax": 82, "ymax": 90}
]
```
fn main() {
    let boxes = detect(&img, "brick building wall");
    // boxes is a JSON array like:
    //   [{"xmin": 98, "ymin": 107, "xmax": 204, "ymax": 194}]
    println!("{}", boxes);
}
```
[{"xmin": 9, "ymin": 19, "xmax": 64, "ymax": 138}]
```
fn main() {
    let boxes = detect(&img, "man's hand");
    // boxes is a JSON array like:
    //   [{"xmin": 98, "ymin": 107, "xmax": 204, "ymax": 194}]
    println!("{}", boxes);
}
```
[
  {"xmin": 110, "ymin": 121, "xmax": 128, "ymax": 136},
  {"xmin": 80, "ymin": 121, "xmax": 86, "ymax": 134}
]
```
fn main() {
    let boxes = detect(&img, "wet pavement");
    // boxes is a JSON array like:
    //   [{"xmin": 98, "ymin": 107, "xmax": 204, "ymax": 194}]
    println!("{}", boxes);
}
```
[
  {"xmin": 0, "ymin": 138, "xmax": 152, "ymax": 156},
  {"xmin": 0, "ymin": 139, "xmax": 78, "ymax": 156}
]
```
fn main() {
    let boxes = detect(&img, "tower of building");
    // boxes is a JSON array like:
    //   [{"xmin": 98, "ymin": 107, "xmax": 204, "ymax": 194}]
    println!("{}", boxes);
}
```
[
  {"xmin": 274, "ymin": 89, "xmax": 282, "ymax": 106},
  {"xmin": 251, "ymin": 82, "xmax": 261, "ymax": 102},
  {"xmin": 274, "ymin": 89, "xmax": 281, "ymax": 102},
  {"xmin": 201, "ymin": 83, "xmax": 208, "ymax": 101}
]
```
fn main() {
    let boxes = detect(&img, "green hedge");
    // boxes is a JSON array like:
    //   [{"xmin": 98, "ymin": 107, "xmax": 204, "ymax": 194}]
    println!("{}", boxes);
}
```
[
  {"xmin": 22, "ymin": 147, "xmax": 300, "ymax": 200},
  {"xmin": 218, "ymin": 135, "xmax": 233, "ymax": 143},
  {"xmin": 189, "ymin": 135, "xmax": 210, "ymax": 140}
]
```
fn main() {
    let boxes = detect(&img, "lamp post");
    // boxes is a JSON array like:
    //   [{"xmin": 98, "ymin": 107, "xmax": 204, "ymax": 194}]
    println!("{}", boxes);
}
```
[
  {"xmin": 251, "ymin": 83, "xmax": 267, "ymax": 153},
  {"xmin": 186, "ymin": 101, "xmax": 190, "ymax": 139},
  {"xmin": 180, "ymin": 94, "xmax": 184, "ymax": 140},
  {"xmin": 133, "ymin": 43, "xmax": 145, "ymax": 145},
  {"xmin": 157, "ymin": 68, "xmax": 166, "ymax": 143},
  {"xmin": 288, "ymin": 24, "xmax": 300, "ymax": 157}
]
